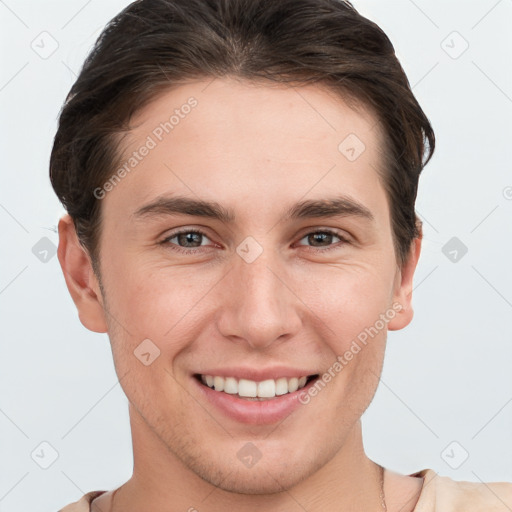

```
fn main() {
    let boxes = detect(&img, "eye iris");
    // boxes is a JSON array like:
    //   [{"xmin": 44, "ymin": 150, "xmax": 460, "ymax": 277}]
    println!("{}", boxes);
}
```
[
  {"xmin": 178, "ymin": 232, "xmax": 201, "ymax": 247},
  {"xmin": 309, "ymin": 232, "xmax": 333, "ymax": 247}
]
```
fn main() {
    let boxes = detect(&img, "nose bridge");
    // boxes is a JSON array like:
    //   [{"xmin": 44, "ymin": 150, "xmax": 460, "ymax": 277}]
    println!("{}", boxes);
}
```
[{"xmin": 216, "ymin": 242, "xmax": 302, "ymax": 349}]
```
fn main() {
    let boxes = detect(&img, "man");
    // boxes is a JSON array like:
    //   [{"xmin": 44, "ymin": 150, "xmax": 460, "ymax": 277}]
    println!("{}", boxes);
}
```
[{"xmin": 52, "ymin": 0, "xmax": 512, "ymax": 510}]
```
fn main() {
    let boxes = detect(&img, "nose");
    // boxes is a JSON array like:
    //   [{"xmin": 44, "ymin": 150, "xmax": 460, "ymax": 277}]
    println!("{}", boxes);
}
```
[{"xmin": 215, "ymin": 246, "xmax": 303, "ymax": 350}]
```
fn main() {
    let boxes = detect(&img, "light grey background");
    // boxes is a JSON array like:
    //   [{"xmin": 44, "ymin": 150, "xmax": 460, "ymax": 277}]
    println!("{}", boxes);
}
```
[{"xmin": 1, "ymin": 1, "xmax": 511, "ymax": 511}]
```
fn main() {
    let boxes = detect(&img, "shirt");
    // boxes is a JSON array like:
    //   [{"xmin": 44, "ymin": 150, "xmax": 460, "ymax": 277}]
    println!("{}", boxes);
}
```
[{"xmin": 59, "ymin": 468, "xmax": 512, "ymax": 511}]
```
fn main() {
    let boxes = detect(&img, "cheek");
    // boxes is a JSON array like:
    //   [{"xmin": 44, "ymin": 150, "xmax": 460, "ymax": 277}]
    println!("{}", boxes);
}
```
[
  {"xmin": 101, "ymin": 258, "xmax": 225, "ymax": 377},
  {"xmin": 300, "ymin": 261, "xmax": 397, "ymax": 345},
  {"xmin": 103, "ymin": 256, "xmax": 207, "ymax": 332}
]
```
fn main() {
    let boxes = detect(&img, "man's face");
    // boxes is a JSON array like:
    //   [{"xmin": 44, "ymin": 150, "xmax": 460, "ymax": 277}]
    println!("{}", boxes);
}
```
[{"xmin": 75, "ymin": 78, "xmax": 417, "ymax": 493}]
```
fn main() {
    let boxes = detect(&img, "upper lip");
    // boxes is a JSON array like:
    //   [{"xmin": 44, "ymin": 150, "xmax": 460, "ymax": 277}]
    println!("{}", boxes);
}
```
[{"xmin": 195, "ymin": 367, "xmax": 319, "ymax": 381}]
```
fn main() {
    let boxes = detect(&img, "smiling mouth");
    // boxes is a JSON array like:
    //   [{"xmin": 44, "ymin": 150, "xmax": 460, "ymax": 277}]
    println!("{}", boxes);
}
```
[{"xmin": 194, "ymin": 373, "xmax": 319, "ymax": 400}]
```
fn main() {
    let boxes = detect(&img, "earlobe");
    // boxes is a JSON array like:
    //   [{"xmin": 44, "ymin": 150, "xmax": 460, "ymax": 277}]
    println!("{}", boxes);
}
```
[
  {"xmin": 387, "ymin": 235, "xmax": 422, "ymax": 331},
  {"xmin": 57, "ymin": 214, "xmax": 108, "ymax": 333}
]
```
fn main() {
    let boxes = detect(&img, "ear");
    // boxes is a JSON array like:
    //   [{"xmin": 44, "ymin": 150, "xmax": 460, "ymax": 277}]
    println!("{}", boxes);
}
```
[
  {"xmin": 57, "ymin": 214, "xmax": 108, "ymax": 333},
  {"xmin": 387, "ymin": 232, "xmax": 422, "ymax": 331}
]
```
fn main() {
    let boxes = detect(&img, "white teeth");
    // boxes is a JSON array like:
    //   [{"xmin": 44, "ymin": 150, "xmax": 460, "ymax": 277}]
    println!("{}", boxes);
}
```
[
  {"xmin": 288, "ymin": 377, "xmax": 299, "ymax": 393},
  {"xmin": 238, "ymin": 379, "xmax": 257, "ymax": 397},
  {"xmin": 257, "ymin": 379, "xmax": 275, "ymax": 398},
  {"xmin": 223, "ymin": 377, "xmax": 238, "ymax": 394},
  {"xmin": 275, "ymin": 377, "xmax": 289, "ymax": 396},
  {"xmin": 213, "ymin": 376, "xmax": 224, "ymax": 392},
  {"xmin": 200, "ymin": 374, "xmax": 313, "ymax": 398}
]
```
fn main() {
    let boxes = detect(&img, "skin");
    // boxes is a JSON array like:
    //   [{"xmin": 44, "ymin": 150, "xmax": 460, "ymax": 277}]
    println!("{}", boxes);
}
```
[{"xmin": 58, "ymin": 77, "xmax": 424, "ymax": 511}]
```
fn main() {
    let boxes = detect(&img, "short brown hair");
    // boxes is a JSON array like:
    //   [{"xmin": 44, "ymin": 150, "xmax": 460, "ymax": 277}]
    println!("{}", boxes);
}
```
[{"xmin": 50, "ymin": 0, "xmax": 435, "ymax": 269}]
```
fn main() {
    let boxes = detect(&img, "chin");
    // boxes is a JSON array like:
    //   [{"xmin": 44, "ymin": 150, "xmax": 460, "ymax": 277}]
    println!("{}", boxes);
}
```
[
  {"xmin": 195, "ymin": 462, "xmax": 312, "ymax": 495},
  {"xmin": 179, "ymin": 440, "xmax": 329, "ymax": 496}
]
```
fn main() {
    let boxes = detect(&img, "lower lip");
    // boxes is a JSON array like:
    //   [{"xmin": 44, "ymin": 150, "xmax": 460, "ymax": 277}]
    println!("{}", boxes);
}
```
[{"xmin": 192, "ymin": 376, "xmax": 318, "ymax": 425}]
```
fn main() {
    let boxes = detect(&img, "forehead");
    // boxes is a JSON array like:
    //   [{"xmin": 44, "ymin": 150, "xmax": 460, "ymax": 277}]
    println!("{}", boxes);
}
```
[
  {"xmin": 107, "ymin": 77, "xmax": 389, "ymax": 228},
  {"xmin": 128, "ymin": 77, "xmax": 381, "ymax": 155}
]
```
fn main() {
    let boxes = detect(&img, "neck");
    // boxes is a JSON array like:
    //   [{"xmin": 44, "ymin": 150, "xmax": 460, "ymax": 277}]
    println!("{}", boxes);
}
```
[{"xmin": 115, "ymin": 404, "xmax": 385, "ymax": 512}]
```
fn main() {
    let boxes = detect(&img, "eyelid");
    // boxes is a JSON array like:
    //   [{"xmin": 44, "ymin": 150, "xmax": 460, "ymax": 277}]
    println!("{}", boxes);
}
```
[
  {"xmin": 159, "ymin": 227, "xmax": 218, "ymax": 247},
  {"xmin": 295, "ymin": 228, "xmax": 351, "ymax": 252},
  {"xmin": 160, "ymin": 225, "xmax": 213, "ymax": 241},
  {"xmin": 296, "ymin": 225, "xmax": 351, "ymax": 241}
]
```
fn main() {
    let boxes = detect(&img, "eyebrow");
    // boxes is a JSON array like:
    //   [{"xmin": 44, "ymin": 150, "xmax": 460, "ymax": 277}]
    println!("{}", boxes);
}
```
[{"xmin": 133, "ymin": 194, "xmax": 374, "ymax": 223}]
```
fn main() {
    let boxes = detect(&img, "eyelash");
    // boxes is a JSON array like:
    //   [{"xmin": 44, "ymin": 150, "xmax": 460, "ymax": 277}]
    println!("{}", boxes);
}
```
[{"xmin": 160, "ymin": 228, "xmax": 350, "ymax": 255}]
